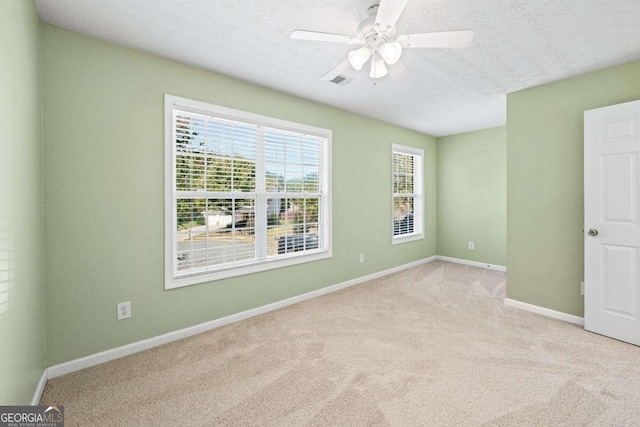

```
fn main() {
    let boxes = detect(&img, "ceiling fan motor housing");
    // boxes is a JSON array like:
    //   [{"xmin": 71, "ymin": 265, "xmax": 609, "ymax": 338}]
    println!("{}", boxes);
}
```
[{"xmin": 358, "ymin": 4, "xmax": 394, "ymax": 44}]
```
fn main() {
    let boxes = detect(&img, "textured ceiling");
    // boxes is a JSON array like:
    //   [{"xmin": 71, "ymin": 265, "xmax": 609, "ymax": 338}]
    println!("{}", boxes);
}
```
[{"xmin": 35, "ymin": 0, "xmax": 640, "ymax": 137}]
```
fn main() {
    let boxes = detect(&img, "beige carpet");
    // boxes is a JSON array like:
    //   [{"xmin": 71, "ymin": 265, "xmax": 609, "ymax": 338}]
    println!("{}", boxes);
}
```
[{"xmin": 41, "ymin": 261, "xmax": 640, "ymax": 426}]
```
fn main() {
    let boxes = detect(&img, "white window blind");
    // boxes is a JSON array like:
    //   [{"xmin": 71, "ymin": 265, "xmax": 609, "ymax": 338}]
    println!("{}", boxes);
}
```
[
  {"xmin": 392, "ymin": 144, "xmax": 423, "ymax": 243},
  {"xmin": 0, "ymin": 225, "xmax": 11, "ymax": 317},
  {"xmin": 165, "ymin": 95, "xmax": 331, "ymax": 289}
]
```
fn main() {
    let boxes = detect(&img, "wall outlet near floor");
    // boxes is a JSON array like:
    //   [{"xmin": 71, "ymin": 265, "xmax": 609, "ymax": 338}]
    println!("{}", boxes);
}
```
[
  {"xmin": 117, "ymin": 301, "xmax": 131, "ymax": 320},
  {"xmin": 581, "ymin": 282, "xmax": 584, "ymax": 296},
  {"xmin": 468, "ymin": 242, "xmax": 475, "ymax": 250},
  {"xmin": 359, "ymin": 253, "xmax": 365, "ymax": 263}
]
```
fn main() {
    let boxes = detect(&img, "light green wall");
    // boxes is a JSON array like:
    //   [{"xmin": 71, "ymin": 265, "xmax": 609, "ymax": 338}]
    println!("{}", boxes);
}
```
[
  {"xmin": 0, "ymin": 1, "xmax": 45, "ymax": 404},
  {"xmin": 41, "ymin": 25, "xmax": 437, "ymax": 366},
  {"xmin": 507, "ymin": 59, "xmax": 640, "ymax": 317},
  {"xmin": 437, "ymin": 127, "xmax": 506, "ymax": 266}
]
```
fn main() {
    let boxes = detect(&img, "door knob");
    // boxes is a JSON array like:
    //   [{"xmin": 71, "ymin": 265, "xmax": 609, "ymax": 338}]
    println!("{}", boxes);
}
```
[{"xmin": 588, "ymin": 229, "xmax": 599, "ymax": 236}]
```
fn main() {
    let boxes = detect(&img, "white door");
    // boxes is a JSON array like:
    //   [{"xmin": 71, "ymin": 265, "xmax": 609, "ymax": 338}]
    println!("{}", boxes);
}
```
[{"xmin": 584, "ymin": 99, "xmax": 640, "ymax": 346}]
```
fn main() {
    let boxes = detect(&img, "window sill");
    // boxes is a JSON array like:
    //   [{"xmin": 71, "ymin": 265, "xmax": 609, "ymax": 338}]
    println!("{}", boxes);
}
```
[
  {"xmin": 392, "ymin": 233, "xmax": 424, "ymax": 245},
  {"xmin": 166, "ymin": 249, "xmax": 332, "ymax": 290}
]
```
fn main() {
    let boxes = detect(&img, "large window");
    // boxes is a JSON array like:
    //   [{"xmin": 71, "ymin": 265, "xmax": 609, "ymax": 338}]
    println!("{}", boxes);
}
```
[
  {"xmin": 165, "ymin": 95, "xmax": 331, "ymax": 289},
  {"xmin": 392, "ymin": 144, "xmax": 423, "ymax": 243}
]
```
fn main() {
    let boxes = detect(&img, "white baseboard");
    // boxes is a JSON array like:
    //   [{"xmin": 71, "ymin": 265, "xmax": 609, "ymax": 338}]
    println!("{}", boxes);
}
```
[
  {"xmin": 47, "ymin": 256, "xmax": 437, "ymax": 379},
  {"xmin": 31, "ymin": 369, "xmax": 48, "ymax": 405},
  {"xmin": 504, "ymin": 298, "xmax": 584, "ymax": 326},
  {"xmin": 436, "ymin": 255, "xmax": 506, "ymax": 272}
]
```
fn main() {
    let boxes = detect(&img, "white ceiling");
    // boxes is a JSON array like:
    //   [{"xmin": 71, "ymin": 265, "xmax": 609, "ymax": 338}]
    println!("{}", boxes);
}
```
[{"xmin": 35, "ymin": 0, "xmax": 640, "ymax": 137}]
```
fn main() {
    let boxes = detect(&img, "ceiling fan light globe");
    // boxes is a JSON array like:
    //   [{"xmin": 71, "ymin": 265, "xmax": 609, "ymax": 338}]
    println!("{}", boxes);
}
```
[
  {"xmin": 348, "ymin": 47, "xmax": 371, "ymax": 71},
  {"xmin": 380, "ymin": 42, "xmax": 402, "ymax": 65},
  {"xmin": 369, "ymin": 58, "xmax": 388, "ymax": 79}
]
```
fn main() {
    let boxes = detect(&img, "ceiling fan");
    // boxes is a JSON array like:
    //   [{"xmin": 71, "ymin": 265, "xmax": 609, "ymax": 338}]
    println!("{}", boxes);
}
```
[{"xmin": 291, "ymin": 0, "xmax": 474, "ymax": 81}]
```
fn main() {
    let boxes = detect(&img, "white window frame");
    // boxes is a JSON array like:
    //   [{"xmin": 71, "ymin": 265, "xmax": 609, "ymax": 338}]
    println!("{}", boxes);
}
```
[
  {"xmin": 391, "ymin": 144, "xmax": 424, "ymax": 244},
  {"xmin": 165, "ymin": 95, "xmax": 332, "ymax": 290}
]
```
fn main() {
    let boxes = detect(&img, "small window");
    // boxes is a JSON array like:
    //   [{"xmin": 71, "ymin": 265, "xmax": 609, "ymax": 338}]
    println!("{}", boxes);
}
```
[
  {"xmin": 392, "ymin": 144, "xmax": 424, "ymax": 244},
  {"xmin": 165, "ymin": 95, "xmax": 332, "ymax": 289}
]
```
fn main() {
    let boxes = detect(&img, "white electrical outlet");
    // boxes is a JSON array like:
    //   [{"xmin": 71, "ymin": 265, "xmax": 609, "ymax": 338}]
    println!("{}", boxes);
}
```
[
  {"xmin": 468, "ymin": 242, "xmax": 475, "ymax": 250},
  {"xmin": 359, "ymin": 253, "xmax": 365, "ymax": 263},
  {"xmin": 117, "ymin": 301, "xmax": 131, "ymax": 320},
  {"xmin": 581, "ymin": 282, "xmax": 585, "ymax": 296}
]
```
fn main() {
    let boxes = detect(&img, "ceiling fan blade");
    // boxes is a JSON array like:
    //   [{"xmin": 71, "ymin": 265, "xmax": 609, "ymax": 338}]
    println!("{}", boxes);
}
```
[
  {"xmin": 397, "ymin": 30, "xmax": 474, "ymax": 48},
  {"xmin": 320, "ymin": 59, "xmax": 352, "ymax": 81},
  {"xmin": 291, "ymin": 30, "xmax": 359, "ymax": 44},
  {"xmin": 375, "ymin": 0, "xmax": 410, "ymax": 31}
]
